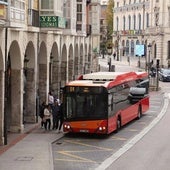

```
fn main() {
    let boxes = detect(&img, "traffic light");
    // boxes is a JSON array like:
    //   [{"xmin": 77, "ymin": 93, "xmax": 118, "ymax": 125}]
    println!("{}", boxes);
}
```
[{"xmin": 156, "ymin": 59, "xmax": 160, "ymax": 68}]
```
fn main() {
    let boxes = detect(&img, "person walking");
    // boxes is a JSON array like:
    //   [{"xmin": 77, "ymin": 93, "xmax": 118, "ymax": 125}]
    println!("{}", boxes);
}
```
[
  {"xmin": 39, "ymin": 101, "xmax": 46, "ymax": 128},
  {"xmin": 43, "ymin": 104, "xmax": 52, "ymax": 130},
  {"xmin": 52, "ymin": 100, "xmax": 60, "ymax": 130},
  {"xmin": 113, "ymin": 52, "xmax": 116, "ymax": 60}
]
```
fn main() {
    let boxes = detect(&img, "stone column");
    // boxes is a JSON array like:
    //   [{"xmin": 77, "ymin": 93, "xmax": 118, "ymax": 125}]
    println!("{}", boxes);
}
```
[
  {"xmin": 0, "ymin": 70, "xmax": 4, "ymax": 145},
  {"xmin": 39, "ymin": 64, "xmax": 48, "ymax": 104},
  {"xmin": 10, "ymin": 69, "xmax": 24, "ymax": 133},
  {"xmin": 24, "ymin": 68, "xmax": 36, "ymax": 123}
]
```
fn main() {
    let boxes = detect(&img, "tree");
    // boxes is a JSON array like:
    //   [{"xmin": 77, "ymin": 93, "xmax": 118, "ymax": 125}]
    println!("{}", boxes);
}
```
[{"xmin": 105, "ymin": 0, "xmax": 114, "ymax": 42}]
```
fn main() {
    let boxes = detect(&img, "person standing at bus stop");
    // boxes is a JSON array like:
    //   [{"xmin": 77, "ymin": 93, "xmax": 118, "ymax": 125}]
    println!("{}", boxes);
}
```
[
  {"xmin": 44, "ymin": 104, "xmax": 52, "ymax": 130},
  {"xmin": 48, "ymin": 91, "xmax": 54, "ymax": 109},
  {"xmin": 52, "ymin": 100, "xmax": 60, "ymax": 130}
]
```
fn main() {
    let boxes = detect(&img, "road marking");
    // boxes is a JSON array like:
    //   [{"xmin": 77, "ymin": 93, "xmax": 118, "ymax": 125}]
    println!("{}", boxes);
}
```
[
  {"xmin": 126, "ymin": 128, "xmax": 138, "ymax": 132},
  {"xmin": 111, "ymin": 136, "xmax": 127, "ymax": 141},
  {"xmin": 65, "ymin": 140, "xmax": 112, "ymax": 151},
  {"xmin": 96, "ymin": 93, "xmax": 169, "ymax": 170},
  {"xmin": 56, "ymin": 151, "xmax": 96, "ymax": 163}
]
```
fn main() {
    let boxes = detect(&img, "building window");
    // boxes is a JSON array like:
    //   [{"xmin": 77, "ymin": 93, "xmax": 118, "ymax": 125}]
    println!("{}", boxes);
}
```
[
  {"xmin": 146, "ymin": 13, "xmax": 149, "ymax": 27},
  {"xmin": 123, "ymin": 0, "xmax": 126, "ymax": 6},
  {"xmin": 128, "ymin": 15, "xmax": 131, "ymax": 30},
  {"xmin": 63, "ymin": 0, "xmax": 71, "ymax": 29},
  {"xmin": 41, "ymin": 0, "xmax": 53, "ymax": 9},
  {"xmin": 168, "ymin": 7, "xmax": 170, "ymax": 27},
  {"xmin": 138, "ymin": 14, "xmax": 141, "ymax": 30},
  {"xmin": 0, "ymin": 0, "xmax": 7, "ymax": 2},
  {"xmin": 116, "ymin": 17, "xmax": 119, "ymax": 31},
  {"xmin": 123, "ymin": 16, "xmax": 126, "ymax": 30},
  {"xmin": 133, "ymin": 15, "xmax": 136, "ymax": 30},
  {"xmin": 117, "ymin": 2, "xmax": 119, "ymax": 7},
  {"xmin": 168, "ymin": 41, "xmax": 170, "ymax": 59}
]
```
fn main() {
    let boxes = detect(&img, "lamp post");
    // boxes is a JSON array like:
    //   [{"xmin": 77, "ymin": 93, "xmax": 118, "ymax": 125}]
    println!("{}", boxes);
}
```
[
  {"xmin": 107, "ymin": 44, "xmax": 112, "ymax": 72},
  {"xmin": 49, "ymin": 52, "xmax": 54, "ymax": 90},
  {"xmin": 24, "ymin": 54, "xmax": 29, "ymax": 77}
]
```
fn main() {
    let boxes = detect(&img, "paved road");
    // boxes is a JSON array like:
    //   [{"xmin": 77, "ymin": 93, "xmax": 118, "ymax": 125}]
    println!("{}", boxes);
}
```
[{"xmin": 105, "ymin": 92, "xmax": 170, "ymax": 170}]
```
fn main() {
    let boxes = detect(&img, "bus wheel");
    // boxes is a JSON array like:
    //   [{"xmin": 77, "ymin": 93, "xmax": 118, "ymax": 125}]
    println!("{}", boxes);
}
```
[
  {"xmin": 137, "ymin": 106, "xmax": 142, "ymax": 119},
  {"xmin": 115, "ymin": 117, "xmax": 121, "ymax": 133}
]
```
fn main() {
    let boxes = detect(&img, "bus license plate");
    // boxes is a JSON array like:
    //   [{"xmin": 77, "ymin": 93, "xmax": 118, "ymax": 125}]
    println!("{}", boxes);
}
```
[{"xmin": 80, "ymin": 130, "xmax": 89, "ymax": 133}]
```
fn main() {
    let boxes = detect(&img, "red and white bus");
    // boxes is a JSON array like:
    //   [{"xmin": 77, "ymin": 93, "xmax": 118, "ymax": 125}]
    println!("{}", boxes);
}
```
[{"xmin": 63, "ymin": 71, "xmax": 149, "ymax": 134}]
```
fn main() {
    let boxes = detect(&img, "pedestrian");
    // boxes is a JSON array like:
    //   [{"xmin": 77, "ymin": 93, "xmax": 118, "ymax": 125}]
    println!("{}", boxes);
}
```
[
  {"xmin": 39, "ymin": 101, "xmax": 46, "ymax": 128},
  {"xmin": 48, "ymin": 91, "xmax": 54, "ymax": 109},
  {"xmin": 52, "ymin": 100, "xmax": 60, "ymax": 130},
  {"xmin": 43, "ymin": 104, "xmax": 52, "ymax": 130},
  {"xmin": 58, "ymin": 102, "xmax": 63, "ymax": 133},
  {"xmin": 113, "ymin": 52, "xmax": 116, "ymax": 60}
]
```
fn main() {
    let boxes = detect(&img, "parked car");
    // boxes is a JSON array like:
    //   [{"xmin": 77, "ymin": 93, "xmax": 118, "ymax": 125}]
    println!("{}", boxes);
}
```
[{"xmin": 158, "ymin": 68, "xmax": 170, "ymax": 82}]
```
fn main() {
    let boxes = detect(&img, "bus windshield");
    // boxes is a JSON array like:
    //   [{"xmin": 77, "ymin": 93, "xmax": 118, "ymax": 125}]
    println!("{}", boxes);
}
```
[{"xmin": 64, "ymin": 93, "xmax": 107, "ymax": 120}]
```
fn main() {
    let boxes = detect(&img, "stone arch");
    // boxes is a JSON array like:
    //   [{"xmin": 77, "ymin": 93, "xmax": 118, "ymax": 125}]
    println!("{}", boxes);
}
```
[
  {"xmin": 23, "ymin": 41, "xmax": 36, "ymax": 123},
  {"xmin": 38, "ymin": 41, "xmax": 48, "ymax": 104},
  {"xmin": 8, "ymin": 40, "xmax": 23, "ymax": 132},
  {"xmin": 68, "ymin": 44, "xmax": 74, "ymax": 81},
  {"xmin": 60, "ymin": 44, "xmax": 67, "ymax": 87}
]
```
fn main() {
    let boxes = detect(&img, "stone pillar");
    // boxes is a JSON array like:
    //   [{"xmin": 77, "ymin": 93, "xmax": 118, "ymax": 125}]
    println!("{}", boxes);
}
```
[
  {"xmin": 0, "ymin": 70, "xmax": 4, "ymax": 145},
  {"xmin": 52, "ymin": 61, "xmax": 59, "ymax": 97},
  {"xmin": 24, "ymin": 68, "xmax": 36, "ymax": 123},
  {"xmin": 10, "ymin": 69, "xmax": 24, "ymax": 133},
  {"xmin": 61, "ymin": 61, "xmax": 67, "ymax": 87},
  {"xmin": 39, "ymin": 64, "xmax": 48, "ymax": 104}
]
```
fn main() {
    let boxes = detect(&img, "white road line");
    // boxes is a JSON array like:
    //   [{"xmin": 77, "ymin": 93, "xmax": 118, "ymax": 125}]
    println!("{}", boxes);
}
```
[{"xmin": 96, "ymin": 93, "xmax": 169, "ymax": 170}]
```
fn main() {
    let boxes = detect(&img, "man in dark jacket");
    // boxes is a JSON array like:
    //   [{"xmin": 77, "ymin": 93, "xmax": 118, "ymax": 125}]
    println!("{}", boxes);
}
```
[{"xmin": 52, "ymin": 100, "xmax": 60, "ymax": 130}]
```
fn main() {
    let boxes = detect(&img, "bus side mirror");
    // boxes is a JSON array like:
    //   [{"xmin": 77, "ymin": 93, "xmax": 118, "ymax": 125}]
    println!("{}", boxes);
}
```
[{"xmin": 128, "ymin": 87, "xmax": 146, "ymax": 103}]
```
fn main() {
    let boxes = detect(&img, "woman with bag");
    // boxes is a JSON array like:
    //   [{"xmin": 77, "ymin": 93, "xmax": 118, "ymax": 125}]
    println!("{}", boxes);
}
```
[{"xmin": 43, "ymin": 104, "xmax": 52, "ymax": 130}]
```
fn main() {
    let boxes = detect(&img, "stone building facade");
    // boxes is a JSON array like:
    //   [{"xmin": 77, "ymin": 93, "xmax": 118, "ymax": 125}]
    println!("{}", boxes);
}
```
[
  {"xmin": 113, "ymin": 0, "xmax": 170, "ymax": 68},
  {"xmin": 0, "ymin": 0, "xmax": 100, "ymax": 145}
]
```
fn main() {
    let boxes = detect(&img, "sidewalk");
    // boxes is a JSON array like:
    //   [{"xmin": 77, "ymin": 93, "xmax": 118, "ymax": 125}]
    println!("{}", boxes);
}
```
[
  {"xmin": 0, "ymin": 123, "xmax": 64, "ymax": 170},
  {"xmin": 0, "ymin": 56, "xmax": 164, "ymax": 170},
  {"xmin": 99, "ymin": 55, "xmax": 146, "ymax": 72}
]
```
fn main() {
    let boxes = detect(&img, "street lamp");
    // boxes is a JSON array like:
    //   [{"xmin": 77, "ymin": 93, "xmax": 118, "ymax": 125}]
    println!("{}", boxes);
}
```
[
  {"xmin": 24, "ymin": 54, "xmax": 29, "ymax": 77},
  {"xmin": 49, "ymin": 52, "xmax": 54, "ymax": 90},
  {"xmin": 107, "ymin": 44, "xmax": 112, "ymax": 72}
]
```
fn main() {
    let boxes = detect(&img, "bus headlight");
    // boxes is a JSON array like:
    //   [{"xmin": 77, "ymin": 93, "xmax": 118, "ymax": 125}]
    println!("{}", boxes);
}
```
[
  {"xmin": 99, "ymin": 126, "xmax": 106, "ymax": 131},
  {"xmin": 64, "ymin": 124, "xmax": 71, "ymax": 129}
]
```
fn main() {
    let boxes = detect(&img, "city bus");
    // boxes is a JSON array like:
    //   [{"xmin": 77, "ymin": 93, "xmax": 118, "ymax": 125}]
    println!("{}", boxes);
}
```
[{"xmin": 63, "ymin": 71, "xmax": 149, "ymax": 134}]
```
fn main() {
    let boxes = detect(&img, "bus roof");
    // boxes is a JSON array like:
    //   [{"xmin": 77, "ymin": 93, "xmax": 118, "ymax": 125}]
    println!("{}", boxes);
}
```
[{"xmin": 66, "ymin": 71, "xmax": 148, "ymax": 88}]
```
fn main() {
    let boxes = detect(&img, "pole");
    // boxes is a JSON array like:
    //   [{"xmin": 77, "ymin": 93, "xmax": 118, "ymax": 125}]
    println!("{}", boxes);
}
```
[{"xmin": 4, "ymin": 28, "xmax": 8, "ymax": 145}]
